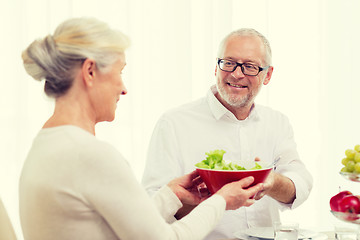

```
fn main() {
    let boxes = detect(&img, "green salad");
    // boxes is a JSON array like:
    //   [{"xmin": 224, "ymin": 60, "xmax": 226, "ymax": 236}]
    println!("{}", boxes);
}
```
[{"xmin": 195, "ymin": 149, "xmax": 262, "ymax": 170}]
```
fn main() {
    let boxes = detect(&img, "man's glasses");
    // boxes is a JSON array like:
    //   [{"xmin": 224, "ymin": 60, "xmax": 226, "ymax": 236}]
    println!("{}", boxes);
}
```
[{"xmin": 217, "ymin": 58, "xmax": 269, "ymax": 76}]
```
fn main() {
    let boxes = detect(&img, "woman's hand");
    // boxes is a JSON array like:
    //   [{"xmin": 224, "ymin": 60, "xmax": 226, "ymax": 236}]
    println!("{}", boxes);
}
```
[
  {"xmin": 167, "ymin": 170, "xmax": 210, "ymax": 206},
  {"xmin": 216, "ymin": 176, "xmax": 264, "ymax": 210}
]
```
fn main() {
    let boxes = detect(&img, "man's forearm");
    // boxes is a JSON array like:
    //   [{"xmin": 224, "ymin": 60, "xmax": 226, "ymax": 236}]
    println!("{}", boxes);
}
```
[{"xmin": 268, "ymin": 173, "xmax": 296, "ymax": 204}]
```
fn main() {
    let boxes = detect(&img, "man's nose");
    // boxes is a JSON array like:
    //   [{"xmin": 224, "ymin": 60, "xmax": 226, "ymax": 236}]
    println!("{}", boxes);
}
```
[{"xmin": 231, "ymin": 65, "xmax": 245, "ymax": 78}]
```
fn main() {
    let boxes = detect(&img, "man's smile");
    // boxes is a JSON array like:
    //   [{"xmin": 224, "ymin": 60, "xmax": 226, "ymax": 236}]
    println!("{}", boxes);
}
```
[{"xmin": 227, "ymin": 82, "xmax": 248, "ymax": 89}]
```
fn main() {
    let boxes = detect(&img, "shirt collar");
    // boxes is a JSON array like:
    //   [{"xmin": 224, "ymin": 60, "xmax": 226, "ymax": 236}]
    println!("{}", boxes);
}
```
[{"xmin": 206, "ymin": 85, "xmax": 259, "ymax": 121}]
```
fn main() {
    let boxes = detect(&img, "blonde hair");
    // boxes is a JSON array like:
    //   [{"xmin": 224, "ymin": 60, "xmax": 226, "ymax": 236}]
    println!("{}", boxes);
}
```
[
  {"xmin": 22, "ymin": 17, "xmax": 130, "ymax": 97},
  {"xmin": 217, "ymin": 28, "xmax": 272, "ymax": 66}
]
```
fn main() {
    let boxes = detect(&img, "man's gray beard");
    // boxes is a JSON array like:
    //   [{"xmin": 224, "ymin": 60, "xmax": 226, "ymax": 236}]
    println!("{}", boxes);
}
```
[{"xmin": 218, "ymin": 86, "xmax": 252, "ymax": 108}]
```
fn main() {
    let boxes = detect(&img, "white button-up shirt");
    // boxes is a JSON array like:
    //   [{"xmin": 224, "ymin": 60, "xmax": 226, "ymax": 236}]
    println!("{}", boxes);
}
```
[{"xmin": 142, "ymin": 85, "xmax": 313, "ymax": 240}]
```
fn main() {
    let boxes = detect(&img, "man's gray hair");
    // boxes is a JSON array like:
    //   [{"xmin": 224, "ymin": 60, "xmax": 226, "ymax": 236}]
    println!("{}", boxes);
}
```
[{"xmin": 217, "ymin": 28, "xmax": 272, "ymax": 66}]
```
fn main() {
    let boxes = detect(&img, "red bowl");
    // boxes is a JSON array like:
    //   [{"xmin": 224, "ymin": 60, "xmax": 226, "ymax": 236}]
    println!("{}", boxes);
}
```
[{"xmin": 196, "ymin": 167, "xmax": 272, "ymax": 194}]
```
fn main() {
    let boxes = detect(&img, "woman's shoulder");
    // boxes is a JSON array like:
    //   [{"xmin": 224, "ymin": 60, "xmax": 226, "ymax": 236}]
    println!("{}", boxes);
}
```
[
  {"xmin": 77, "ymin": 135, "xmax": 129, "ymax": 170},
  {"xmin": 83, "ymin": 138, "xmax": 123, "ymax": 159},
  {"xmin": 39, "ymin": 125, "xmax": 128, "ymax": 167}
]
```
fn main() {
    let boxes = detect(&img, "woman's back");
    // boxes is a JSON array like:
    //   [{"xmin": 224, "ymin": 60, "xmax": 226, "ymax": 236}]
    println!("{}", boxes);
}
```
[{"xmin": 19, "ymin": 125, "xmax": 123, "ymax": 240}]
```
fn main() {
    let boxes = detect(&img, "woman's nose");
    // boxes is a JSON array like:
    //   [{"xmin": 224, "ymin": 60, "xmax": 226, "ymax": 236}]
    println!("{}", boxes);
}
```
[{"xmin": 121, "ymin": 85, "xmax": 128, "ymax": 95}]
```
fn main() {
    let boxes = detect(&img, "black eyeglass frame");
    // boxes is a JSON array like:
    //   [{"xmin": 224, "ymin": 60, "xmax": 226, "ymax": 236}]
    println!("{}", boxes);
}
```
[{"xmin": 217, "ymin": 58, "xmax": 270, "ymax": 76}]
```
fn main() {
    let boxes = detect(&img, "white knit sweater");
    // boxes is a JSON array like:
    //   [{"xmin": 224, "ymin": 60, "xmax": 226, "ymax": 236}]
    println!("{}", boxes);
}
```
[{"xmin": 19, "ymin": 125, "xmax": 225, "ymax": 240}]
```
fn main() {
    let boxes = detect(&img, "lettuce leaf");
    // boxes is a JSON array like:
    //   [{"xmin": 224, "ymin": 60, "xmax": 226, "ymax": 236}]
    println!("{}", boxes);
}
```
[{"xmin": 195, "ymin": 149, "xmax": 262, "ymax": 170}]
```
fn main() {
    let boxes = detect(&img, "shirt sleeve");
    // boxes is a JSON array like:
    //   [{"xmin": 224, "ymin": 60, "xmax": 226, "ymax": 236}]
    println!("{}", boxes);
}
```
[
  {"xmin": 141, "ymin": 115, "xmax": 183, "ymax": 195},
  {"xmin": 77, "ymin": 141, "xmax": 225, "ymax": 240},
  {"xmin": 273, "ymin": 115, "xmax": 313, "ymax": 210}
]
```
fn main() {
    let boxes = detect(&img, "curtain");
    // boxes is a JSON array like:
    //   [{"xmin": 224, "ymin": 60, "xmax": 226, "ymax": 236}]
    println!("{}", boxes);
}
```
[{"xmin": 1, "ymin": 0, "xmax": 359, "ymax": 238}]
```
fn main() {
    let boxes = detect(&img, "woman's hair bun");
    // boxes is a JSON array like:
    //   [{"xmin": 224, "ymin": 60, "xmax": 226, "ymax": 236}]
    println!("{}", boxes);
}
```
[
  {"xmin": 22, "ymin": 35, "xmax": 56, "ymax": 81},
  {"xmin": 22, "ymin": 34, "xmax": 76, "ymax": 97}
]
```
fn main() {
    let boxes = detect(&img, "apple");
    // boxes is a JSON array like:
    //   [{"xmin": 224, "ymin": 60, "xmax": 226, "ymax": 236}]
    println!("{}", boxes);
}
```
[
  {"xmin": 338, "ymin": 195, "xmax": 360, "ymax": 214},
  {"xmin": 330, "ymin": 190, "xmax": 352, "ymax": 211}
]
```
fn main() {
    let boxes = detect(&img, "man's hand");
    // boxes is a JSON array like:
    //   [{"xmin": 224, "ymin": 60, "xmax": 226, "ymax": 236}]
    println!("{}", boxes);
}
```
[
  {"xmin": 254, "ymin": 170, "xmax": 275, "ymax": 200},
  {"xmin": 253, "ymin": 157, "xmax": 296, "ymax": 204}
]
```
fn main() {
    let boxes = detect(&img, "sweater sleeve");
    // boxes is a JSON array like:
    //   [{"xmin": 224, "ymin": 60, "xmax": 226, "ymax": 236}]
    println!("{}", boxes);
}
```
[
  {"xmin": 151, "ymin": 185, "xmax": 182, "ymax": 223},
  {"xmin": 77, "ymin": 141, "xmax": 226, "ymax": 240},
  {"xmin": 170, "ymin": 194, "xmax": 226, "ymax": 239}
]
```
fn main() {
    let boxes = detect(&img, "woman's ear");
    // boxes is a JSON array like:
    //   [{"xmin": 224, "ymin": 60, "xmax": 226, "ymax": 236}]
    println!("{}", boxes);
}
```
[{"xmin": 81, "ymin": 59, "xmax": 96, "ymax": 87}]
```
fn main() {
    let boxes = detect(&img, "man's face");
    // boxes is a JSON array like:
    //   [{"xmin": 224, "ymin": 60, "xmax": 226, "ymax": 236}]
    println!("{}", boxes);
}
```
[{"xmin": 215, "ymin": 35, "xmax": 273, "ymax": 110}]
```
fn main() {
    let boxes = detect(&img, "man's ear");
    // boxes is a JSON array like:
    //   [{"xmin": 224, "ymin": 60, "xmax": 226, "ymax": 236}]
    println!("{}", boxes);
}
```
[
  {"xmin": 214, "ymin": 58, "xmax": 220, "ymax": 76},
  {"xmin": 81, "ymin": 59, "xmax": 96, "ymax": 87},
  {"xmin": 263, "ymin": 66, "xmax": 274, "ymax": 85}
]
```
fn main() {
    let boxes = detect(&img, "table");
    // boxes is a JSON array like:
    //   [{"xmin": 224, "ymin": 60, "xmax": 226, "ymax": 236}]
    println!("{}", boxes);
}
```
[{"xmin": 224, "ymin": 231, "xmax": 335, "ymax": 240}]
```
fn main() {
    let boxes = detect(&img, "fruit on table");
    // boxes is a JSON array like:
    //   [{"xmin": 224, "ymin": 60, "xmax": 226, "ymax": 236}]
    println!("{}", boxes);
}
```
[
  {"xmin": 330, "ymin": 190, "xmax": 360, "ymax": 214},
  {"xmin": 341, "ymin": 144, "xmax": 360, "ymax": 173},
  {"xmin": 338, "ymin": 195, "xmax": 360, "ymax": 214},
  {"xmin": 330, "ymin": 190, "xmax": 352, "ymax": 212}
]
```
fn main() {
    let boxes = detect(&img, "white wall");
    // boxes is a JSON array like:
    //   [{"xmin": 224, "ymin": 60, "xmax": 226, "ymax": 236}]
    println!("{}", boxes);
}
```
[{"xmin": 1, "ymin": 0, "xmax": 360, "ymax": 239}]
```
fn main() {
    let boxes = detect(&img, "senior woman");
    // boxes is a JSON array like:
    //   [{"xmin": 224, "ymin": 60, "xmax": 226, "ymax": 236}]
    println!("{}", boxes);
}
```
[{"xmin": 19, "ymin": 17, "xmax": 264, "ymax": 240}]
